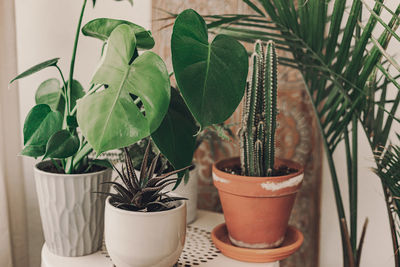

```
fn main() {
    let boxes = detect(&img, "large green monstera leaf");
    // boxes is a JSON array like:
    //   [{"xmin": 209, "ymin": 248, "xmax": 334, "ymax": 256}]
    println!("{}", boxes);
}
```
[
  {"xmin": 171, "ymin": 9, "xmax": 248, "ymax": 128},
  {"xmin": 77, "ymin": 24, "xmax": 170, "ymax": 154},
  {"xmin": 82, "ymin": 18, "xmax": 154, "ymax": 50}
]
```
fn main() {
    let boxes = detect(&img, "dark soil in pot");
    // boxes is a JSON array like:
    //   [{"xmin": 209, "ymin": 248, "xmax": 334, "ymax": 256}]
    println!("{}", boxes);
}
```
[
  {"xmin": 221, "ymin": 161, "xmax": 298, "ymax": 177},
  {"xmin": 37, "ymin": 160, "xmax": 106, "ymax": 174}
]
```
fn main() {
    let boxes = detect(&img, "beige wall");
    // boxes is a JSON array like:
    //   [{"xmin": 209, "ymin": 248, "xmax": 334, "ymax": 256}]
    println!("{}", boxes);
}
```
[{"xmin": 13, "ymin": 1, "xmax": 152, "ymax": 266}]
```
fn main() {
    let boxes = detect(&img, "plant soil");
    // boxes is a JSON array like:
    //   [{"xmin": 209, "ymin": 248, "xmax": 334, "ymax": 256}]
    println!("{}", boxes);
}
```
[
  {"xmin": 110, "ymin": 198, "xmax": 180, "ymax": 212},
  {"xmin": 40, "ymin": 163, "xmax": 106, "ymax": 174},
  {"xmin": 222, "ymin": 163, "xmax": 298, "ymax": 177}
]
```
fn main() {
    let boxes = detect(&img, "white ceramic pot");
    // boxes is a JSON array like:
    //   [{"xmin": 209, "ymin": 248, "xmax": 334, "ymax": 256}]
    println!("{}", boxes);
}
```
[
  {"xmin": 163, "ymin": 167, "xmax": 199, "ymax": 224},
  {"xmin": 34, "ymin": 161, "xmax": 112, "ymax": 256},
  {"xmin": 104, "ymin": 197, "xmax": 186, "ymax": 267}
]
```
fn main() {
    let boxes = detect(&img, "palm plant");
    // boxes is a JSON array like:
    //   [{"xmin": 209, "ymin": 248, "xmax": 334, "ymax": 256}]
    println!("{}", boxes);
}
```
[{"xmin": 189, "ymin": 1, "xmax": 400, "ymax": 266}]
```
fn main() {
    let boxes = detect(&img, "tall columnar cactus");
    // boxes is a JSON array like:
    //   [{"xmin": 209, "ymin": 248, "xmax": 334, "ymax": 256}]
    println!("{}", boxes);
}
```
[{"xmin": 239, "ymin": 40, "xmax": 278, "ymax": 177}]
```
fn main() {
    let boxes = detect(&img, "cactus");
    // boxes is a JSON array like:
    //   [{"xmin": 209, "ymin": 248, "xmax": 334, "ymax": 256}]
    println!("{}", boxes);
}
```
[{"xmin": 239, "ymin": 40, "xmax": 278, "ymax": 177}]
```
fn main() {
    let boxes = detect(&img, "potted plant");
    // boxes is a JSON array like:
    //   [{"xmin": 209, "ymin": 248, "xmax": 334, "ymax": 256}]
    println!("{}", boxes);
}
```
[
  {"xmin": 7, "ymin": 0, "xmax": 152, "ymax": 257},
  {"xmin": 103, "ymin": 142, "xmax": 190, "ymax": 267},
  {"xmin": 9, "ymin": 0, "xmax": 156, "ymax": 257},
  {"xmin": 211, "ymin": 40, "xmax": 304, "ymax": 249}
]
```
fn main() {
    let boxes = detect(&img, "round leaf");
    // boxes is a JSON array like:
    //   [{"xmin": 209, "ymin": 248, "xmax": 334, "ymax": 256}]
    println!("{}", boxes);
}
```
[
  {"xmin": 77, "ymin": 24, "xmax": 170, "ymax": 154},
  {"xmin": 171, "ymin": 9, "xmax": 248, "ymax": 128},
  {"xmin": 151, "ymin": 87, "xmax": 198, "ymax": 169},
  {"xmin": 23, "ymin": 104, "xmax": 63, "ymax": 147},
  {"xmin": 82, "ymin": 18, "xmax": 154, "ymax": 49},
  {"xmin": 44, "ymin": 130, "xmax": 79, "ymax": 159},
  {"xmin": 35, "ymin": 78, "xmax": 64, "ymax": 113}
]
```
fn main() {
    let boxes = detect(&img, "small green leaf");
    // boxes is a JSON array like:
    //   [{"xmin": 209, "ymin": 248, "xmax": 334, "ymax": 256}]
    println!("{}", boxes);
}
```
[
  {"xmin": 82, "ymin": 18, "xmax": 154, "ymax": 49},
  {"xmin": 10, "ymin": 58, "xmax": 59, "ymax": 84},
  {"xmin": 152, "ymin": 87, "xmax": 198, "ymax": 169},
  {"xmin": 44, "ymin": 130, "xmax": 79, "ymax": 159},
  {"xmin": 21, "ymin": 144, "xmax": 46, "ymax": 158},
  {"xmin": 171, "ymin": 9, "xmax": 248, "ymax": 128},
  {"xmin": 35, "ymin": 78, "xmax": 64, "ymax": 113},
  {"xmin": 23, "ymin": 104, "xmax": 63, "ymax": 147},
  {"xmin": 64, "ymin": 80, "xmax": 85, "ymax": 110},
  {"xmin": 92, "ymin": 0, "xmax": 96, "ymax": 7}
]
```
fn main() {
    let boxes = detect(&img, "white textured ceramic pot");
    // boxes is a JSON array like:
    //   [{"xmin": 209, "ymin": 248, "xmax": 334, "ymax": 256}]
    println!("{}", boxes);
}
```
[
  {"xmin": 163, "ymin": 166, "xmax": 199, "ymax": 224},
  {"xmin": 105, "ymin": 197, "xmax": 186, "ymax": 267},
  {"xmin": 34, "ymin": 161, "xmax": 112, "ymax": 257}
]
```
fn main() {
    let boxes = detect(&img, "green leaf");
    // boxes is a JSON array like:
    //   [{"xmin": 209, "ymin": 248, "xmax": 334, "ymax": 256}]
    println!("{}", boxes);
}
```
[
  {"xmin": 64, "ymin": 80, "xmax": 85, "ymax": 109},
  {"xmin": 10, "ymin": 58, "xmax": 59, "ymax": 84},
  {"xmin": 66, "ymin": 115, "xmax": 78, "ymax": 128},
  {"xmin": 21, "ymin": 144, "xmax": 46, "ymax": 157},
  {"xmin": 44, "ymin": 130, "xmax": 79, "ymax": 159},
  {"xmin": 89, "ymin": 159, "xmax": 113, "ymax": 169},
  {"xmin": 23, "ymin": 104, "xmax": 63, "ymax": 147},
  {"xmin": 151, "ymin": 87, "xmax": 198, "ymax": 169},
  {"xmin": 77, "ymin": 24, "xmax": 170, "ymax": 154},
  {"xmin": 171, "ymin": 9, "xmax": 248, "ymax": 128},
  {"xmin": 114, "ymin": 0, "xmax": 133, "ymax": 5},
  {"xmin": 35, "ymin": 78, "xmax": 64, "ymax": 113},
  {"xmin": 82, "ymin": 18, "xmax": 154, "ymax": 49}
]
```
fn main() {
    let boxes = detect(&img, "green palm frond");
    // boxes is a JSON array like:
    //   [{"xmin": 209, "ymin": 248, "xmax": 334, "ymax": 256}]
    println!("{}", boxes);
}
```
[{"xmin": 374, "ymin": 137, "xmax": 400, "ymax": 244}]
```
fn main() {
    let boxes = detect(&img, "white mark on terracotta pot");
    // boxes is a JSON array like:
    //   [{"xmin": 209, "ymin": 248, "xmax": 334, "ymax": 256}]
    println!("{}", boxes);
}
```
[
  {"xmin": 212, "ymin": 173, "xmax": 230, "ymax": 184},
  {"xmin": 260, "ymin": 174, "xmax": 303, "ymax": 191},
  {"xmin": 229, "ymin": 235, "xmax": 285, "ymax": 249}
]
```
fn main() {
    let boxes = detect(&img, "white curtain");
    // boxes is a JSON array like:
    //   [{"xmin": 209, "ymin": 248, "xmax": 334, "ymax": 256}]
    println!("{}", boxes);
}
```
[{"xmin": 0, "ymin": 0, "xmax": 30, "ymax": 267}]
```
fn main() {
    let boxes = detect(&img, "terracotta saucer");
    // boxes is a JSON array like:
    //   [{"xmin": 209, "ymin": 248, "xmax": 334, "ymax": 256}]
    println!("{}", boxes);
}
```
[{"xmin": 211, "ymin": 223, "xmax": 303, "ymax": 263}]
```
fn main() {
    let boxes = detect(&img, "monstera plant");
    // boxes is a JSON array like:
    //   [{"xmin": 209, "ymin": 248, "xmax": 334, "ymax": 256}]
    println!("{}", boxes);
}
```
[
  {"xmin": 150, "ymin": 9, "xmax": 249, "ymax": 175},
  {"xmin": 8, "ymin": 0, "xmax": 165, "ymax": 258},
  {"xmin": 9, "ymin": 0, "xmax": 154, "ymax": 174}
]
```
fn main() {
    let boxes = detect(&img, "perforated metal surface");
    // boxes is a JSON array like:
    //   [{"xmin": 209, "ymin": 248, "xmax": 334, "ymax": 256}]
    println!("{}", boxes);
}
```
[
  {"xmin": 177, "ymin": 225, "xmax": 221, "ymax": 266},
  {"xmin": 42, "ymin": 210, "xmax": 279, "ymax": 267}
]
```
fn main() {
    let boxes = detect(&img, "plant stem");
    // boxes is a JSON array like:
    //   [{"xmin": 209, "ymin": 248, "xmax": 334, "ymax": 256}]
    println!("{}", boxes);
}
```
[
  {"xmin": 344, "ymin": 127, "xmax": 355, "ymax": 259},
  {"xmin": 55, "ymin": 65, "xmax": 67, "ymax": 93},
  {"xmin": 72, "ymin": 141, "xmax": 93, "ymax": 170},
  {"xmin": 51, "ymin": 159, "xmax": 63, "ymax": 173},
  {"xmin": 350, "ymin": 115, "xmax": 358, "ymax": 257},
  {"xmin": 67, "ymin": 0, "xmax": 87, "ymax": 114},
  {"xmin": 301, "ymin": 77, "xmax": 349, "ymax": 265}
]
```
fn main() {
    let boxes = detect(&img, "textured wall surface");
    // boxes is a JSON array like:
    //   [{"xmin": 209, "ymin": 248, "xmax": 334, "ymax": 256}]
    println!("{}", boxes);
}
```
[{"xmin": 152, "ymin": 1, "xmax": 322, "ymax": 266}]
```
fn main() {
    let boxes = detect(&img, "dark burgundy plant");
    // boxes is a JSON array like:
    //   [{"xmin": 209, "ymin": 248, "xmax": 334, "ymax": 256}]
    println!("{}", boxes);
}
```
[{"xmin": 103, "ymin": 141, "xmax": 191, "ymax": 212}]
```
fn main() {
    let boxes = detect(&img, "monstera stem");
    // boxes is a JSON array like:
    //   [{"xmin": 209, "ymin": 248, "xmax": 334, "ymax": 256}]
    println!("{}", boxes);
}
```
[
  {"xmin": 64, "ymin": 0, "xmax": 87, "ymax": 174},
  {"xmin": 67, "ymin": 0, "xmax": 87, "ymax": 115}
]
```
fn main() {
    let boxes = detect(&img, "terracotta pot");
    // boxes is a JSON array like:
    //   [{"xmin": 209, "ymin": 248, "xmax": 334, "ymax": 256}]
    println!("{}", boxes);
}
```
[{"xmin": 212, "ymin": 157, "xmax": 303, "ymax": 249}]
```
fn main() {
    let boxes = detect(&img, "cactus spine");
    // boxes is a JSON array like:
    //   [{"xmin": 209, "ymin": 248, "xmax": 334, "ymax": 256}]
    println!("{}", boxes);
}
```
[{"xmin": 239, "ymin": 40, "xmax": 277, "ymax": 177}]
